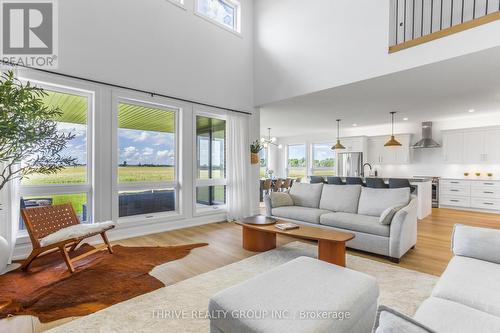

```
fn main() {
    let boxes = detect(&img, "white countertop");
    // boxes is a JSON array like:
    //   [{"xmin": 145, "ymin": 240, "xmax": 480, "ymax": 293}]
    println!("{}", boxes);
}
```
[{"xmin": 441, "ymin": 177, "xmax": 499, "ymax": 181}]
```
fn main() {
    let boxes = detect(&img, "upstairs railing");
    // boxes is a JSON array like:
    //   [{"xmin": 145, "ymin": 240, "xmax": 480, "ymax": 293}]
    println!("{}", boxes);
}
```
[{"xmin": 389, "ymin": 0, "xmax": 500, "ymax": 52}]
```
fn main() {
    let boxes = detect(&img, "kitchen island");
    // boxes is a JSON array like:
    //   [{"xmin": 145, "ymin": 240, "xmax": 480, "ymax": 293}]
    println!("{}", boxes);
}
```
[{"xmin": 338, "ymin": 177, "xmax": 432, "ymax": 219}]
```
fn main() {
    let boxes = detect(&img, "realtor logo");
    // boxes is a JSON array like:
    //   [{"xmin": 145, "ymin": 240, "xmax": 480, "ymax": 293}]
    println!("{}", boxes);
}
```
[{"xmin": 1, "ymin": 0, "xmax": 58, "ymax": 68}]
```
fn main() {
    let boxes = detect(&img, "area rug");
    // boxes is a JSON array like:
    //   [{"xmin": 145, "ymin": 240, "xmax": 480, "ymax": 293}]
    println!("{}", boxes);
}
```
[
  {"xmin": 47, "ymin": 242, "xmax": 438, "ymax": 333},
  {"xmin": 0, "ymin": 243, "xmax": 207, "ymax": 323}
]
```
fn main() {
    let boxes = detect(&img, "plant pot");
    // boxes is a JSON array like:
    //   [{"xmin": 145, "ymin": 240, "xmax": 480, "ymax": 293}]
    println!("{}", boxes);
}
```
[{"xmin": 251, "ymin": 153, "xmax": 259, "ymax": 165}]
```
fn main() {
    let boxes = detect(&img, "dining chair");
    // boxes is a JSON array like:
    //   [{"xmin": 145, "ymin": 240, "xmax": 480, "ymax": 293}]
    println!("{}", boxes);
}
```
[
  {"xmin": 273, "ymin": 178, "xmax": 284, "ymax": 192},
  {"xmin": 282, "ymin": 178, "xmax": 292, "ymax": 191},
  {"xmin": 327, "ymin": 177, "xmax": 345, "ymax": 185},
  {"xmin": 346, "ymin": 177, "xmax": 364, "ymax": 186},
  {"xmin": 262, "ymin": 179, "xmax": 272, "ymax": 195},
  {"xmin": 366, "ymin": 178, "xmax": 389, "ymax": 188}
]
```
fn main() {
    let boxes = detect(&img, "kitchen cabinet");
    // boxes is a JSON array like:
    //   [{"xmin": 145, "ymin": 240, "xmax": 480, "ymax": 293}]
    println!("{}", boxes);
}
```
[
  {"xmin": 440, "ymin": 179, "xmax": 500, "ymax": 212},
  {"xmin": 484, "ymin": 129, "xmax": 500, "ymax": 163},
  {"xmin": 442, "ymin": 132, "xmax": 464, "ymax": 163},
  {"xmin": 443, "ymin": 127, "xmax": 500, "ymax": 164},
  {"xmin": 367, "ymin": 134, "xmax": 411, "ymax": 165}
]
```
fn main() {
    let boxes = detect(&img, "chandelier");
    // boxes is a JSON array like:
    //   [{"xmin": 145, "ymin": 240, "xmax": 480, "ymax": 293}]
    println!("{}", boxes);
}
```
[{"xmin": 261, "ymin": 128, "xmax": 283, "ymax": 149}]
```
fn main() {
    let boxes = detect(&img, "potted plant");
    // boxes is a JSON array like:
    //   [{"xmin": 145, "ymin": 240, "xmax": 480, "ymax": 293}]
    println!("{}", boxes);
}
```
[
  {"xmin": 250, "ymin": 140, "xmax": 263, "ymax": 165},
  {"xmin": 0, "ymin": 71, "xmax": 76, "ymax": 273}
]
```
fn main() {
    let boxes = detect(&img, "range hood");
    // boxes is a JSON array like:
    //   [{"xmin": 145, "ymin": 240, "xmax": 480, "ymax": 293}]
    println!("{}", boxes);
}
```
[{"xmin": 412, "ymin": 122, "xmax": 441, "ymax": 149}]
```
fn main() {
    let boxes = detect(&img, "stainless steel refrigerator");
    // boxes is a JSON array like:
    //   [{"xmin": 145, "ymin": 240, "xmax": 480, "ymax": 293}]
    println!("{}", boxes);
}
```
[{"xmin": 337, "ymin": 152, "xmax": 363, "ymax": 177}]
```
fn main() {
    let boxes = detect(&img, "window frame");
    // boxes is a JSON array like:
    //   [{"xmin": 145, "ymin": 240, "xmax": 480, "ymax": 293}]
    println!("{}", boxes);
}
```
[
  {"xmin": 112, "ymin": 93, "xmax": 182, "ymax": 223},
  {"xmin": 194, "ymin": 0, "xmax": 242, "ymax": 35},
  {"xmin": 310, "ymin": 142, "xmax": 336, "ymax": 177},
  {"xmin": 18, "ymin": 79, "xmax": 95, "ymax": 228},
  {"xmin": 166, "ymin": 0, "xmax": 187, "ymax": 10},
  {"xmin": 286, "ymin": 143, "xmax": 307, "ymax": 179},
  {"xmin": 193, "ymin": 108, "xmax": 228, "ymax": 216}
]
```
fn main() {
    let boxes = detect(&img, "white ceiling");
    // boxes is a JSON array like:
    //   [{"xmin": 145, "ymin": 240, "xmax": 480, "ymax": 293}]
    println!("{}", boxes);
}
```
[{"xmin": 260, "ymin": 46, "xmax": 500, "ymax": 138}]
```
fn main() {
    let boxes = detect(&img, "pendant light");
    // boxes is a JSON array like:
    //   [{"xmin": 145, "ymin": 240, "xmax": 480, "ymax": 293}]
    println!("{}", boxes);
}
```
[
  {"xmin": 384, "ymin": 112, "xmax": 402, "ymax": 147},
  {"xmin": 332, "ymin": 119, "xmax": 346, "ymax": 150},
  {"xmin": 260, "ymin": 128, "xmax": 283, "ymax": 149}
]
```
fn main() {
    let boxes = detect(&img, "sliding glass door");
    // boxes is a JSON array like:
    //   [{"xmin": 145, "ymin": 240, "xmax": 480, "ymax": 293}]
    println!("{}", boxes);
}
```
[{"xmin": 195, "ymin": 115, "xmax": 227, "ymax": 213}]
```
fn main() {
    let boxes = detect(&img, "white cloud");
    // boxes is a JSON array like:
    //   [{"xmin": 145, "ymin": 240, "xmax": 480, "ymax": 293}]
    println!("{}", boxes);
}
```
[
  {"xmin": 143, "ymin": 147, "xmax": 154, "ymax": 156},
  {"xmin": 157, "ymin": 150, "xmax": 174, "ymax": 159},
  {"xmin": 123, "ymin": 146, "xmax": 138, "ymax": 158}
]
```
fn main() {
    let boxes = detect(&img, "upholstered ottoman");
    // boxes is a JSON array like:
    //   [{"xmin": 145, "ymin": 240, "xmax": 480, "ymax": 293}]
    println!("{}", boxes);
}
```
[{"xmin": 208, "ymin": 256, "xmax": 379, "ymax": 333}]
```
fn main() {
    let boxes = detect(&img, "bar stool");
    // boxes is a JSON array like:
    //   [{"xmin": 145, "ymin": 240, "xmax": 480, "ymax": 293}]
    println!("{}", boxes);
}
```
[
  {"xmin": 327, "ymin": 177, "xmax": 345, "ymax": 185},
  {"xmin": 346, "ymin": 177, "xmax": 364, "ymax": 186},
  {"xmin": 389, "ymin": 178, "xmax": 416, "ymax": 193},
  {"xmin": 310, "ymin": 176, "xmax": 325, "ymax": 184},
  {"xmin": 366, "ymin": 178, "xmax": 388, "ymax": 188}
]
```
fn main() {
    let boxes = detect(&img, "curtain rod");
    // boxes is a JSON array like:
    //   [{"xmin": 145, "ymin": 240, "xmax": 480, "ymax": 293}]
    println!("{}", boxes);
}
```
[{"xmin": 1, "ymin": 61, "xmax": 252, "ymax": 116}]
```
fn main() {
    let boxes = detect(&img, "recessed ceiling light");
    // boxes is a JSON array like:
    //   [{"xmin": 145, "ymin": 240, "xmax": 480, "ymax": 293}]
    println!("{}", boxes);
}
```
[
  {"xmin": 403, "ymin": 117, "xmax": 409, "ymax": 121},
  {"xmin": 352, "ymin": 123, "xmax": 358, "ymax": 127},
  {"xmin": 468, "ymin": 109, "xmax": 475, "ymax": 113}
]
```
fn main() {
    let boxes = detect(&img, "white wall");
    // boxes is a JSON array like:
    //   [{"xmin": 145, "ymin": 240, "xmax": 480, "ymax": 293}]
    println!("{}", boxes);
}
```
[
  {"xmin": 254, "ymin": 0, "xmax": 500, "ymax": 106},
  {"xmin": 271, "ymin": 113, "xmax": 500, "ymax": 179},
  {"xmin": 57, "ymin": 0, "xmax": 254, "ymax": 112}
]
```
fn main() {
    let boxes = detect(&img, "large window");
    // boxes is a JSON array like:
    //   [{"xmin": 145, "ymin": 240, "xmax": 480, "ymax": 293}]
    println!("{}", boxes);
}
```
[
  {"xmin": 311, "ymin": 143, "xmax": 335, "ymax": 176},
  {"xmin": 20, "ymin": 86, "xmax": 93, "ymax": 228},
  {"xmin": 196, "ymin": 0, "xmax": 240, "ymax": 32},
  {"xmin": 287, "ymin": 144, "xmax": 306, "ymax": 179},
  {"xmin": 196, "ymin": 115, "xmax": 226, "ymax": 212},
  {"xmin": 259, "ymin": 148, "xmax": 267, "ymax": 178},
  {"xmin": 117, "ymin": 100, "xmax": 178, "ymax": 218}
]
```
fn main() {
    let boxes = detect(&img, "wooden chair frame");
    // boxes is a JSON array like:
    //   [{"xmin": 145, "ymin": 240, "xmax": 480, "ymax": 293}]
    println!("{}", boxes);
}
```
[{"xmin": 20, "ymin": 203, "xmax": 114, "ymax": 273}]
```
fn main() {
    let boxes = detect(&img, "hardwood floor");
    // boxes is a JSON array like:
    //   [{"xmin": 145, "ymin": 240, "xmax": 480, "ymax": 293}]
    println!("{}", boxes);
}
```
[{"xmin": 2, "ymin": 207, "xmax": 499, "ymax": 332}]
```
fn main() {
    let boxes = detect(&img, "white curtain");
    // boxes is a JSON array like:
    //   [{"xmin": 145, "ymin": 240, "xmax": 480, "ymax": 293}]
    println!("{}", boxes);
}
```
[{"xmin": 226, "ymin": 115, "xmax": 252, "ymax": 220}]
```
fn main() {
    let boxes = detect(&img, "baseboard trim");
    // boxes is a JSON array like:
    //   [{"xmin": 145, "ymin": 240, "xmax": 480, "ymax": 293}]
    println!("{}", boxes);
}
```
[{"xmin": 12, "ymin": 213, "xmax": 228, "ymax": 260}]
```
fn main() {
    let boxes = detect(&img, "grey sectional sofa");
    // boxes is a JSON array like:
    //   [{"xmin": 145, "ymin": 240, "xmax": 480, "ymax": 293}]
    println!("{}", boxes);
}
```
[
  {"xmin": 264, "ymin": 182, "xmax": 417, "ymax": 262},
  {"xmin": 375, "ymin": 224, "xmax": 500, "ymax": 332}
]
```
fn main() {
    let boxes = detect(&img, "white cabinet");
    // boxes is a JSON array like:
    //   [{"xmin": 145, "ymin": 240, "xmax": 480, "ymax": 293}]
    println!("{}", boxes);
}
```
[
  {"xmin": 440, "ymin": 179, "xmax": 500, "ymax": 213},
  {"xmin": 341, "ymin": 137, "xmax": 366, "ymax": 153},
  {"xmin": 367, "ymin": 134, "xmax": 411, "ymax": 165},
  {"xmin": 463, "ymin": 130, "xmax": 484, "ymax": 163},
  {"xmin": 442, "ymin": 132, "xmax": 464, "ymax": 163},
  {"xmin": 443, "ymin": 127, "xmax": 500, "ymax": 164},
  {"xmin": 484, "ymin": 129, "xmax": 500, "ymax": 163}
]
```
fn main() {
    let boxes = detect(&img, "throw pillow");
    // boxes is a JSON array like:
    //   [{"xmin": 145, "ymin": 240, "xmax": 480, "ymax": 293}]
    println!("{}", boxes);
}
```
[
  {"xmin": 379, "ymin": 205, "xmax": 406, "ymax": 225},
  {"xmin": 270, "ymin": 192, "xmax": 294, "ymax": 208}
]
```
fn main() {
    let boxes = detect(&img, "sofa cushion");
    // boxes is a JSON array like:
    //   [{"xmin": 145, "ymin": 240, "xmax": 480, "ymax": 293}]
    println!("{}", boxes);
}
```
[
  {"xmin": 272, "ymin": 206, "xmax": 331, "ymax": 224},
  {"xmin": 452, "ymin": 224, "xmax": 500, "ymax": 264},
  {"xmin": 374, "ymin": 305, "xmax": 436, "ymax": 333},
  {"xmin": 269, "ymin": 192, "xmax": 294, "ymax": 208},
  {"xmin": 358, "ymin": 187, "xmax": 411, "ymax": 217},
  {"xmin": 415, "ymin": 297, "xmax": 500, "ymax": 333},
  {"xmin": 39, "ymin": 221, "xmax": 115, "ymax": 247},
  {"xmin": 379, "ymin": 204, "xmax": 405, "ymax": 225},
  {"xmin": 288, "ymin": 182, "xmax": 324, "ymax": 208},
  {"xmin": 319, "ymin": 184, "xmax": 362, "ymax": 213},
  {"xmin": 320, "ymin": 212, "xmax": 390, "ymax": 237},
  {"xmin": 431, "ymin": 255, "xmax": 500, "ymax": 317}
]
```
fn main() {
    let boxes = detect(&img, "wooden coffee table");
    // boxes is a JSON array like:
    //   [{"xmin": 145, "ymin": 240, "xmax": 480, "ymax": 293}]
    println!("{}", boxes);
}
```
[{"xmin": 236, "ymin": 218, "xmax": 355, "ymax": 267}]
